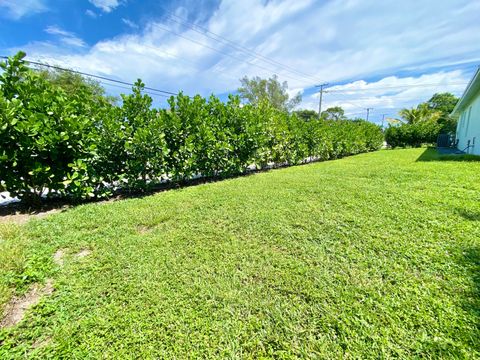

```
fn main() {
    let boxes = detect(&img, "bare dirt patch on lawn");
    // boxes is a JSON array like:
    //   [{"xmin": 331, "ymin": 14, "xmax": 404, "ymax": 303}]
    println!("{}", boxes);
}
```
[
  {"xmin": 0, "ymin": 279, "xmax": 54, "ymax": 328},
  {"xmin": 75, "ymin": 249, "xmax": 91, "ymax": 259},
  {"xmin": 0, "ymin": 207, "xmax": 68, "ymax": 225},
  {"xmin": 53, "ymin": 249, "xmax": 66, "ymax": 266}
]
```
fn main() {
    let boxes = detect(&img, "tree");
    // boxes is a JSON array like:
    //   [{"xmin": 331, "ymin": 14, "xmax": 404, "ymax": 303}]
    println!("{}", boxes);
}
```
[
  {"xmin": 426, "ymin": 92, "xmax": 459, "ymax": 133},
  {"xmin": 321, "ymin": 106, "xmax": 345, "ymax": 121},
  {"xmin": 395, "ymin": 93, "xmax": 458, "ymax": 132},
  {"xmin": 294, "ymin": 109, "xmax": 317, "ymax": 121},
  {"xmin": 427, "ymin": 92, "xmax": 458, "ymax": 114},
  {"xmin": 36, "ymin": 67, "xmax": 118, "ymax": 105},
  {"xmin": 237, "ymin": 75, "xmax": 301, "ymax": 111},
  {"xmin": 398, "ymin": 103, "xmax": 441, "ymax": 124}
]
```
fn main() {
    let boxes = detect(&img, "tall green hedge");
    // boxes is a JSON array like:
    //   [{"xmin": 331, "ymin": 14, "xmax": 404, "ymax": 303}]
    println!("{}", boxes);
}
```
[
  {"xmin": 384, "ymin": 121, "xmax": 441, "ymax": 148},
  {"xmin": 0, "ymin": 52, "xmax": 384, "ymax": 204}
]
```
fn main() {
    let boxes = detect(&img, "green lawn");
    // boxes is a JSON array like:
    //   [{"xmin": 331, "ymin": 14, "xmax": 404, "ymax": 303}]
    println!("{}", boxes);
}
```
[{"xmin": 0, "ymin": 148, "xmax": 479, "ymax": 358}]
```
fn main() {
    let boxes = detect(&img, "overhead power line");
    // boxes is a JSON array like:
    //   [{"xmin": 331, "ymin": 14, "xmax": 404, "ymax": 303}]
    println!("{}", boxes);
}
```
[
  {"xmin": 347, "ymin": 111, "xmax": 370, "ymax": 117},
  {"xmin": 327, "ymin": 94, "xmax": 462, "ymax": 102},
  {"xmin": 149, "ymin": 22, "xmax": 317, "ymax": 86},
  {"xmin": 325, "ymin": 82, "xmax": 469, "ymax": 93},
  {"xmin": 321, "ymin": 81, "xmax": 468, "ymax": 113},
  {"xmin": 161, "ymin": 10, "xmax": 325, "ymax": 84},
  {"xmin": 96, "ymin": 81, "xmax": 170, "ymax": 98},
  {"xmin": 113, "ymin": 39, "xmax": 242, "ymax": 83},
  {"xmin": 343, "ymin": 100, "xmax": 365, "ymax": 110},
  {"xmin": 0, "ymin": 55, "xmax": 178, "ymax": 96},
  {"xmin": 0, "ymin": 0, "xmax": 321, "ymax": 85}
]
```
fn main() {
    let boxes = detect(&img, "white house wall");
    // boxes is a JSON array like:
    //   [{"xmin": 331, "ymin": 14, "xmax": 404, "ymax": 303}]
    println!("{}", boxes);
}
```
[{"xmin": 456, "ymin": 92, "xmax": 480, "ymax": 155}]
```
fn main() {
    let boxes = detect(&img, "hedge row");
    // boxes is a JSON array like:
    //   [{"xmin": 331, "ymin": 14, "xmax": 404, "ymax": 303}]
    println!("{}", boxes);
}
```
[
  {"xmin": 384, "ymin": 121, "xmax": 442, "ymax": 148},
  {"xmin": 0, "ymin": 53, "xmax": 384, "ymax": 204}
]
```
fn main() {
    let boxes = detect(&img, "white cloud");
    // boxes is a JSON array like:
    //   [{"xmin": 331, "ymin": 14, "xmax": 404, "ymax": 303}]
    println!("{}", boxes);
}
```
[
  {"xmin": 59, "ymin": 37, "xmax": 87, "ymax": 48},
  {"xmin": 122, "ymin": 18, "xmax": 139, "ymax": 29},
  {"xmin": 44, "ymin": 25, "xmax": 71, "ymax": 37},
  {"xmin": 10, "ymin": 0, "xmax": 480, "ymax": 112},
  {"xmin": 44, "ymin": 26, "xmax": 86, "ymax": 48},
  {"xmin": 85, "ymin": 9, "xmax": 98, "ymax": 18},
  {"xmin": 301, "ymin": 71, "xmax": 470, "ymax": 122},
  {"xmin": 0, "ymin": 0, "xmax": 47, "ymax": 19},
  {"xmin": 89, "ymin": 0, "xmax": 120, "ymax": 13}
]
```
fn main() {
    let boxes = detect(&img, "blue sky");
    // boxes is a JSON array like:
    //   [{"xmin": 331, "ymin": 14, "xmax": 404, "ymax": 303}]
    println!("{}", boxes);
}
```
[{"xmin": 1, "ymin": 0, "xmax": 479, "ymax": 123}]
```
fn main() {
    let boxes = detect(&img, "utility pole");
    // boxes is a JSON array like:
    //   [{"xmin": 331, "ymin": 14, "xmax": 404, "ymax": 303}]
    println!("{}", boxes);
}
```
[
  {"xmin": 381, "ymin": 113, "xmax": 387, "ymax": 128},
  {"xmin": 365, "ymin": 107, "xmax": 373, "ymax": 121},
  {"xmin": 316, "ymin": 83, "xmax": 328, "ymax": 118}
]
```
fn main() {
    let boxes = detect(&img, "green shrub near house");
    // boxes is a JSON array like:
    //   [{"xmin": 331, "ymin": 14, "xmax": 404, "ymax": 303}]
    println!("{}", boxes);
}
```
[
  {"xmin": 384, "ymin": 121, "xmax": 442, "ymax": 148},
  {"xmin": 384, "ymin": 93, "xmax": 458, "ymax": 148}
]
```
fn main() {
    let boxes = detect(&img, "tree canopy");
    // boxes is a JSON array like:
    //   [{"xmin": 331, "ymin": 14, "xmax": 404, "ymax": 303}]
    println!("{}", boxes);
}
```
[
  {"xmin": 36, "ymin": 67, "xmax": 118, "ymax": 105},
  {"xmin": 294, "ymin": 109, "xmax": 318, "ymax": 121},
  {"xmin": 321, "ymin": 106, "xmax": 346, "ymax": 121},
  {"xmin": 426, "ymin": 92, "xmax": 458, "ymax": 114},
  {"xmin": 426, "ymin": 92, "xmax": 459, "ymax": 133},
  {"xmin": 395, "ymin": 92, "xmax": 459, "ymax": 133},
  {"xmin": 398, "ymin": 103, "xmax": 441, "ymax": 124},
  {"xmin": 237, "ymin": 75, "xmax": 302, "ymax": 111},
  {"xmin": 385, "ymin": 92, "xmax": 460, "ymax": 148}
]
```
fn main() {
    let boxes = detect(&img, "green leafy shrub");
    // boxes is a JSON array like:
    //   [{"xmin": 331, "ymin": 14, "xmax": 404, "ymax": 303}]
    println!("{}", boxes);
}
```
[
  {"xmin": 0, "ymin": 52, "xmax": 102, "ymax": 204},
  {"xmin": 0, "ymin": 52, "xmax": 384, "ymax": 205},
  {"xmin": 385, "ymin": 121, "xmax": 441, "ymax": 148},
  {"xmin": 97, "ymin": 80, "xmax": 168, "ymax": 191}
]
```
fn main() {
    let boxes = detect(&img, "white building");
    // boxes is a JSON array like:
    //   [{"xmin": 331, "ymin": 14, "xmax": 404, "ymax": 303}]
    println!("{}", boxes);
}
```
[{"xmin": 451, "ymin": 68, "xmax": 480, "ymax": 155}]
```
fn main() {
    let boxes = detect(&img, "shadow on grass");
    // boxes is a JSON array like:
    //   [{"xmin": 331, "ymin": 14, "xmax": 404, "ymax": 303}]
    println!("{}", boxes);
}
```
[
  {"xmin": 0, "ymin": 156, "xmax": 327, "ymax": 216},
  {"xmin": 0, "ymin": 200, "xmax": 71, "ymax": 218},
  {"xmin": 1, "ymin": 149, "xmax": 370, "ymax": 217},
  {"xmin": 0, "ymin": 173, "xmax": 255, "ymax": 217},
  {"xmin": 416, "ymin": 148, "xmax": 480, "ymax": 162},
  {"xmin": 455, "ymin": 208, "xmax": 480, "ymax": 222}
]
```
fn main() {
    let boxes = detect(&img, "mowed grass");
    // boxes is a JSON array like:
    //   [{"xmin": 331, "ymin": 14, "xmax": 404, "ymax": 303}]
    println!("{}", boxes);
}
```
[{"xmin": 0, "ymin": 148, "xmax": 479, "ymax": 358}]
